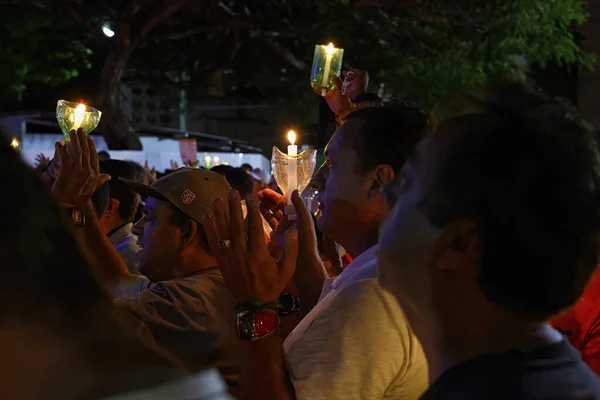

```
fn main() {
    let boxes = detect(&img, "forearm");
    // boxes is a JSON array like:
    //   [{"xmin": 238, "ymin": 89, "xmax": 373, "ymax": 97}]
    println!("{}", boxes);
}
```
[
  {"xmin": 294, "ymin": 259, "xmax": 327, "ymax": 313},
  {"xmin": 242, "ymin": 335, "xmax": 295, "ymax": 400},
  {"xmin": 76, "ymin": 202, "xmax": 130, "ymax": 283}
]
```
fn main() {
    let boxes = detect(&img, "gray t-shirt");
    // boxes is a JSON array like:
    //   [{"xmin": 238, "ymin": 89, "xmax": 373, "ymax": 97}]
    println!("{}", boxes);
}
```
[{"xmin": 115, "ymin": 270, "xmax": 242, "ymax": 390}]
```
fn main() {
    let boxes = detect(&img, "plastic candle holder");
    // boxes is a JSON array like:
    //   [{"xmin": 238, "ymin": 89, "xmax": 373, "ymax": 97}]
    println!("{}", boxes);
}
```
[
  {"xmin": 310, "ymin": 43, "xmax": 344, "ymax": 95},
  {"xmin": 56, "ymin": 100, "xmax": 102, "ymax": 141}
]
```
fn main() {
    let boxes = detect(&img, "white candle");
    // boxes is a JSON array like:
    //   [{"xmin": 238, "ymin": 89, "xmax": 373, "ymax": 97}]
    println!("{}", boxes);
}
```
[
  {"xmin": 287, "ymin": 130, "xmax": 298, "ymax": 218},
  {"xmin": 72, "ymin": 103, "xmax": 86, "ymax": 131},
  {"xmin": 320, "ymin": 43, "xmax": 335, "ymax": 96}
]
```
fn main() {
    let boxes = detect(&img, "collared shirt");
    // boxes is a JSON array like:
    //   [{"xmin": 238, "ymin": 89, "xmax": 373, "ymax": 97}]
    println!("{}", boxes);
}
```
[
  {"xmin": 109, "ymin": 223, "xmax": 142, "ymax": 274},
  {"xmin": 284, "ymin": 245, "xmax": 429, "ymax": 400},
  {"xmin": 115, "ymin": 269, "xmax": 243, "ymax": 390},
  {"xmin": 101, "ymin": 368, "xmax": 232, "ymax": 400}
]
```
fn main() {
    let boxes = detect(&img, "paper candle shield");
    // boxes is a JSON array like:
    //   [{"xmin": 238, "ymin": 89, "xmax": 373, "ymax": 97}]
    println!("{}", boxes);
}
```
[
  {"xmin": 271, "ymin": 146, "xmax": 317, "ymax": 199},
  {"xmin": 56, "ymin": 100, "xmax": 102, "ymax": 141},
  {"xmin": 310, "ymin": 44, "xmax": 344, "ymax": 92}
]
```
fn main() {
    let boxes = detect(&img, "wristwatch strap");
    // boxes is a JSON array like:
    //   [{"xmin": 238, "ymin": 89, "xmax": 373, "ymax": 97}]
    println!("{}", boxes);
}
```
[
  {"xmin": 278, "ymin": 293, "xmax": 300, "ymax": 316},
  {"xmin": 236, "ymin": 310, "xmax": 280, "ymax": 341}
]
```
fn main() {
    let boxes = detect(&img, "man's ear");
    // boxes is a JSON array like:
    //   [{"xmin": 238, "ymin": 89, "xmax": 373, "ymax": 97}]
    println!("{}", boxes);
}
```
[
  {"xmin": 104, "ymin": 198, "xmax": 120, "ymax": 217},
  {"xmin": 368, "ymin": 164, "xmax": 395, "ymax": 199},
  {"xmin": 432, "ymin": 219, "xmax": 483, "ymax": 271},
  {"xmin": 182, "ymin": 219, "xmax": 200, "ymax": 248}
]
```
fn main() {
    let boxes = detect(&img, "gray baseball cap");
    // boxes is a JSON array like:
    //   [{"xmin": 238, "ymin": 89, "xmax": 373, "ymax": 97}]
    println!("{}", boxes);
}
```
[{"xmin": 120, "ymin": 168, "xmax": 231, "ymax": 222}]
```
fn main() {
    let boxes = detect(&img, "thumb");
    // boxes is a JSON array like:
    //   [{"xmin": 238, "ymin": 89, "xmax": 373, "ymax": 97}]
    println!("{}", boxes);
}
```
[
  {"xmin": 279, "ymin": 228, "xmax": 299, "ymax": 283},
  {"xmin": 333, "ymin": 73, "xmax": 344, "ymax": 89}
]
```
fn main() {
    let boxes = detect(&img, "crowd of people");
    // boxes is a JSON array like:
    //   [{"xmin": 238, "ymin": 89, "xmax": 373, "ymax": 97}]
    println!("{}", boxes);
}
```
[{"xmin": 4, "ymin": 69, "xmax": 600, "ymax": 400}]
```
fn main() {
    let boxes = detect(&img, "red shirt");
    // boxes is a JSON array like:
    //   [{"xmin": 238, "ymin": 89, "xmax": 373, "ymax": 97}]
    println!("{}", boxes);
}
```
[{"xmin": 551, "ymin": 267, "xmax": 600, "ymax": 376}]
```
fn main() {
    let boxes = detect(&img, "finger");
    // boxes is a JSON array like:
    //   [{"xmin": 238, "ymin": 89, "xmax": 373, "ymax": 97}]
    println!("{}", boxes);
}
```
[
  {"xmin": 68, "ymin": 130, "xmax": 83, "ymax": 171},
  {"xmin": 88, "ymin": 136, "xmax": 100, "ymax": 177},
  {"xmin": 292, "ymin": 190, "xmax": 318, "ymax": 249},
  {"xmin": 259, "ymin": 204, "xmax": 279, "ymax": 230},
  {"xmin": 97, "ymin": 173, "xmax": 111, "ymax": 188},
  {"xmin": 202, "ymin": 215, "xmax": 227, "ymax": 267},
  {"xmin": 213, "ymin": 198, "xmax": 231, "ymax": 244},
  {"xmin": 228, "ymin": 190, "xmax": 246, "ymax": 253},
  {"xmin": 258, "ymin": 188, "xmax": 285, "ymax": 211},
  {"xmin": 246, "ymin": 194, "xmax": 266, "ymax": 251},
  {"xmin": 54, "ymin": 142, "xmax": 71, "ymax": 177},
  {"xmin": 279, "ymin": 228, "xmax": 299, "ymax": 283},
  {"xmin": 78, "ymin": 128, "xmax": 90, "ymax": 170},
  {"xmin": 333, "ymin": 74, "xmax": 344, "ymax": 92}
]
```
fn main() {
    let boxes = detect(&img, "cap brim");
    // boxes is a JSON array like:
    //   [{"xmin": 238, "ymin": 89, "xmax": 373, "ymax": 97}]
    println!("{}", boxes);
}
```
[{"xmin": 118, "ymin": 177, "xmax": 167, "ymax": 201}]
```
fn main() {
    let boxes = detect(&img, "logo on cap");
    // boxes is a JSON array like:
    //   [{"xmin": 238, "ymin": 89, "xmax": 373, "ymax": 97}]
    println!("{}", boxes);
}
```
[{"xmin": 181, "ymin": 189, "xmax": 196, "ymax": 204}]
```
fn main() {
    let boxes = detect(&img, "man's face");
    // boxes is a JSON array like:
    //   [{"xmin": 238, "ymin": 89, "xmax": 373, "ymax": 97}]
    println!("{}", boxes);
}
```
[
  {"xmin": 132, "ymin": 197, "xmax": 183, "ymax": 282},
  {"xmin": 377, "ymin": 135, "xmax": 444, "ymax": 320},
  {"xmin": 311, "ymin": 119, "xmax": 379, "ymax": 243}
]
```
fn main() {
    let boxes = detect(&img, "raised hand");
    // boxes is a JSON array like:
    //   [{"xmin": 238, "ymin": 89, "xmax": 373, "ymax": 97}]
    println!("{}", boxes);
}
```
[
  {"xmin": 50, "ymin": 128, "xmax": 110, "ymax": 210},
  {"xmin": 34, "ymin": 153, "xmax": 51, "ymax": 169},
  {"xmin": 202, "ymin": 190, "xmax": 298, "ymax": 303},
  {"xmin": 314, "ymin": 74, "xmax": 352, "ymax": 116}
]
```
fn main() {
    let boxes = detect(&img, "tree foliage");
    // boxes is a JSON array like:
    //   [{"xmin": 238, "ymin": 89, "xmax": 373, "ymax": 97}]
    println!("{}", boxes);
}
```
[{"xmin": 0, "ymin": 0, "xmax": 595, "ymax": 146}]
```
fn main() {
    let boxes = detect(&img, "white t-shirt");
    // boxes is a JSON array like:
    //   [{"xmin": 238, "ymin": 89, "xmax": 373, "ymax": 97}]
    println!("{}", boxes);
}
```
[{"xmin": 284, "ymin": 245, "xmax": 429, "ymax": 400}]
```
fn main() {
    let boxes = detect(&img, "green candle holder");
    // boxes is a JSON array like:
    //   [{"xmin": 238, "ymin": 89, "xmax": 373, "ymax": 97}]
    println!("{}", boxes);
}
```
[
  {"xmin": 310, "ymin": 43, "xmax": 344, "ymax": 95},
  {"xmin": 56, "ymin": 100, "xmax": 102, "ymax": 141}
]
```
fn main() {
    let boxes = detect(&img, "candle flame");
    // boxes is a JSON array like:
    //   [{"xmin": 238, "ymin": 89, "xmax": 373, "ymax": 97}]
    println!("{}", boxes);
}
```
[
  {"xmin": 287, "ymin": 130, "xmax": 296, "ymax": 145},
  {"xmin": 10, "ymin": 137, "xmax": 19, "ymax": 148},
  {"xmin": 204, "ymin": 155, "xmax": 211, "ymax": 162},
  {"xmin": 325, "ymin": 43, "xmax": 335, "ymax": 55},
  {"xmin": 73, "ymin": 103, "xmax": 86, "ymax": 129}
]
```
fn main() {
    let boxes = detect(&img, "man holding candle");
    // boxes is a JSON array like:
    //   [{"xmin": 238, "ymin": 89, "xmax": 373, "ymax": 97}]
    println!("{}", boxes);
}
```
[{"xmin": 206, "ymin": 100, "xmax": 431, "ymax": 399}]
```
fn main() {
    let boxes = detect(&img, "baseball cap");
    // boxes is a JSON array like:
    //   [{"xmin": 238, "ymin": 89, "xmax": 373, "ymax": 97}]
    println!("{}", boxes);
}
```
[{"xmin": 119, "ymin": 168, "xmax": 231, "ymax": 222}]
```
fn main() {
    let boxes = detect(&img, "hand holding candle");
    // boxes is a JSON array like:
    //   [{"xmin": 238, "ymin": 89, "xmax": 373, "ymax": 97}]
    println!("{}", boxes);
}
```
[
  {"xmin": 270, "ymin": 131, "xmax": 317, "ymax": 221},
  {"xmin": 56, "ymin": 100, "xmax": 102, "ymax": 142}
]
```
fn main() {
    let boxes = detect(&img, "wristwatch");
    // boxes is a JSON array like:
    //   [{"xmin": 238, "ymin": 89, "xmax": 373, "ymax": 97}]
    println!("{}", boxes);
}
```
[
  {"xmin": 278, "ymin": 293, "xmax": 300, "ymax": 316},
  {"xmin": 62, "ymin": 203, "xmax": 86, "ymax": 227},
  {"xmin": 236, "ymin": 310, "xmax": 280, "ymax": 341}
]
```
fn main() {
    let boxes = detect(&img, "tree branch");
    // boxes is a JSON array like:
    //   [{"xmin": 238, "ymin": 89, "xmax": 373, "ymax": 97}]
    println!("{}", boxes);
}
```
[
  {"xmin": 59, "ymin": 0, "xmax": 107, "ymax": 42},
  {"xmin": 132, "ymin": 0, "xmax": 197, "ymax": 44},
  {"xmin": 262, "ymin": 35, "xmax": 307, "ymax": 71},
  {"xmin": 352, "ymin": 0, "xmax": 450, "ymax": 21},
  {"xmin": 168, "ymin": 19, "xmax": 255, "ymax": 40}
]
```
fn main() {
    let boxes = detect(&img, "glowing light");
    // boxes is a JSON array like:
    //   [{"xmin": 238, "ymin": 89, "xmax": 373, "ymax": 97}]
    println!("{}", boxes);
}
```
[
  {"xmin": 325, "ymin": 43, "xmax": 335, "ymax": 55},
  {"xmin": 287, "ymin": 130, "xmax": 296, "ymax": 146},
  {"xmin": 10, "ymin": 137, "xmax": 19, "ymax": 149},
  {"xmin": 102, "ymin": 25, "xmax": 115, "ymax": 37},
  {"xmin": 72, "ymin": 103, "xmax": 86, "ymax": 130}
]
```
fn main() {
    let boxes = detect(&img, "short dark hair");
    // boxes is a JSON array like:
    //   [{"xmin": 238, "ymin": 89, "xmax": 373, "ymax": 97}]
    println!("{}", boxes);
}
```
[
  {"xmin": 241, "ymin": 163, "xmax": 253, "ymax": 172},
  {"xmin": 167, "ymin": 204, "xmax": 210, "ymax": 252},
  {"xmin": 423, "ymin": 82, "xmax": 600, "ymax": 320},
  {"xmin": 98, "ymin": 151, "xmax": 111, "ymax": 160},
  {"xmin": 91, "ymin": 182, "xmax": 110, "ymax": 218},
  {"xmin": 100, "ymin": 160, "xmax": 143, "ymax": 221},
  {"xmin": 341, "ymin": 100, "xmax": 431, "ymax": 174},
  {"xmin": 212, "ymin": 166, "xmax": 253, "ymax": 199}
]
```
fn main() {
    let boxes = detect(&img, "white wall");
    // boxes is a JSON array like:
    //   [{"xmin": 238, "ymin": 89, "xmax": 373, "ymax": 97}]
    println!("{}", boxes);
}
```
[{"xmin": 19, "ymin": 133, "xmax": 271, "ymax": 174}]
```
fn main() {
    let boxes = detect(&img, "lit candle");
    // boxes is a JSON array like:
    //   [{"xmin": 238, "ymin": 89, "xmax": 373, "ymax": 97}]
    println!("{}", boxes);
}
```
[
  {"xmin": 213, "ymin": 156, "xmax": 220, "ymax": 166},
  {"xmin": 10, "ymin": 137, "xmax": 20, "ymax": 150},
  {"xmin": 287, "ymin": 130, "xmax": 298, "ymax": 219},
  {"xmin": 72, "ymin": 102, "xmax": 86, "ymax": 131},
  {"xmin": 320, "ymin": 43, "xmax": 335, "ymax": 96}
]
